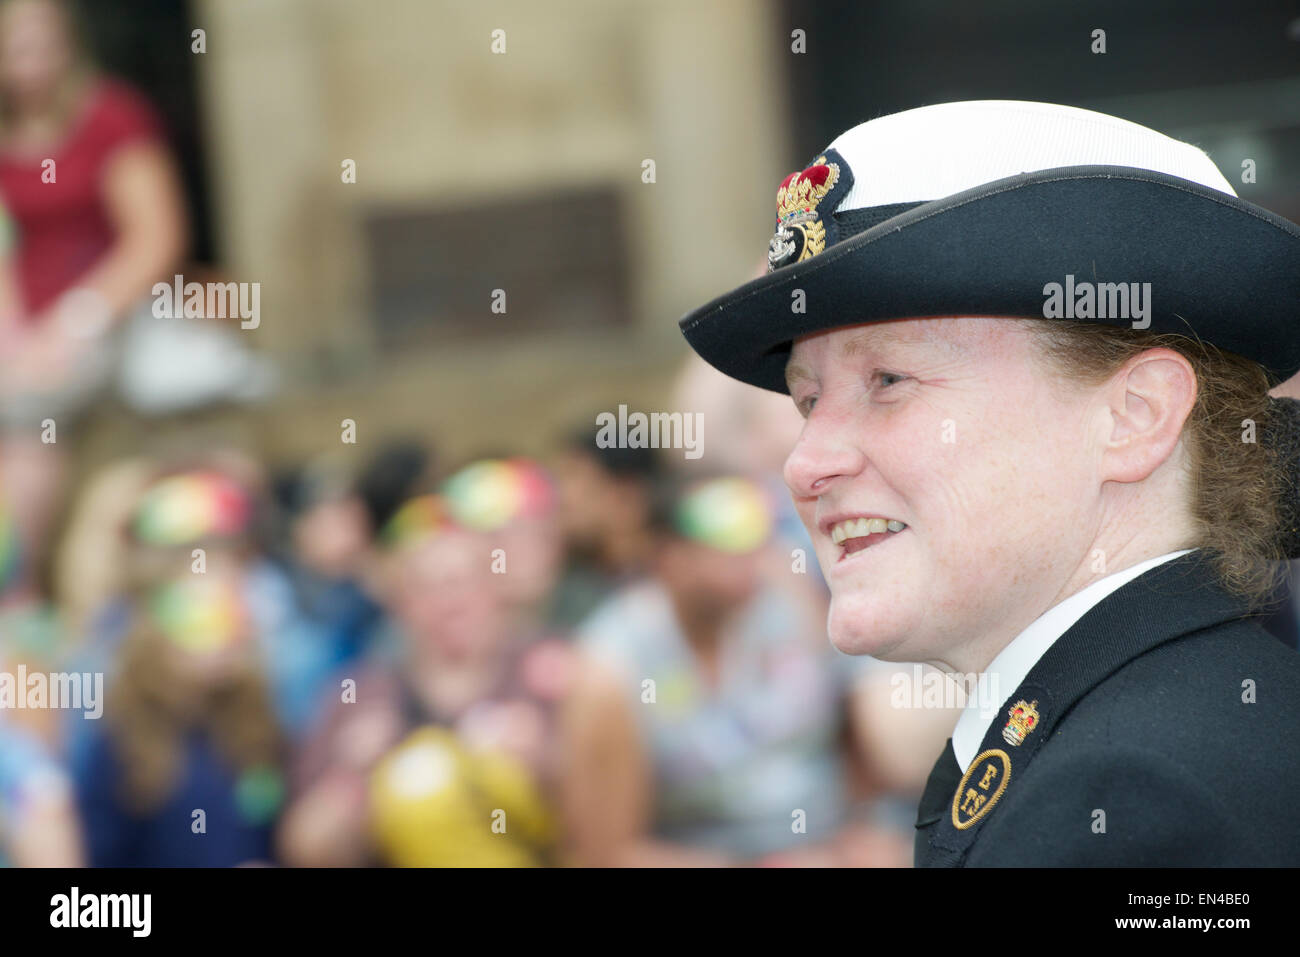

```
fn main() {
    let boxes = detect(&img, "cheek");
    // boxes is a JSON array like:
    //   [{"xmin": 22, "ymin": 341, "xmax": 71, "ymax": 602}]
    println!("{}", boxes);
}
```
[
  {"xmin": 925, "ymin": 397, "xmax": 1090, "ymax": 566},
  {"xmin": 875, "ymin": 402, "xmax": 996, "ymax": 535}
]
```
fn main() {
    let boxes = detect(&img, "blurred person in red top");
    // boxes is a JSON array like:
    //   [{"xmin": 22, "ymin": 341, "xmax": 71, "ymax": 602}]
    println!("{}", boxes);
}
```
[
  {"xmin": 0, "ymin": 0, "xmax": 186, "ymax": 365},
  {"xmin": 0, "ymin": 0, "xmax": 187, "ymax": 601}
]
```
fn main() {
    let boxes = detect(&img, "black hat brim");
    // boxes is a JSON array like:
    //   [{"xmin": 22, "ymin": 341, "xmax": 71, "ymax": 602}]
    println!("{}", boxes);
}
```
[{"xmin": 679, "ymin": 165, "xmax": 1300, "ymax": 394}]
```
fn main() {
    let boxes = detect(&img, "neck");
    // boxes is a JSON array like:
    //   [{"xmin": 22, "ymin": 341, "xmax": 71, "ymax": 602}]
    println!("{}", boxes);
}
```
[
  {"xmin": 3, "ymin": 71, "xmax": 89, "ymax": 138},
  {"xmin": 1053, "ymin": 481, "xmax": 1196, "ymax": 610},
  {"xmin": 598, "ymin": 529, "xmax": 651, "ymax": 574},
  {"xmin": 932, "ymin": 510, "xmax": 1194, "ymax": 679},
  {"xmin": 670, "ymin": 592, "xmax": 728, "ymax": 651}
]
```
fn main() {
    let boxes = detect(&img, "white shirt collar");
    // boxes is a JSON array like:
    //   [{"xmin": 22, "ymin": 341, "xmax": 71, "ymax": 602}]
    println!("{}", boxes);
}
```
[{"xmin": 951, "ymin": 549, "xmax": 1194, "ymax": 772}]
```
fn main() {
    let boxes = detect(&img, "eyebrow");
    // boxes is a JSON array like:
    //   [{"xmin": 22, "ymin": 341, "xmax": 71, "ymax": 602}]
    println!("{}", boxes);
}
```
[
  {"xmin": 784, "ymin": 360, "xmax": 814, "ymax": 391},
  {"xmin": 784, "ymin": 327, "xmax": 916, "ymax": 391},
  {"xmin": 785, "ymin": 322, "xmax": 968, "ymax": 391}
]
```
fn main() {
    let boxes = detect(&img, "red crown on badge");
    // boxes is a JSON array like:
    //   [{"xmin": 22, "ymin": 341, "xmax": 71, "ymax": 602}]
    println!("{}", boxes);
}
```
[
  {"xmin": 775, "ymin": 158, "xmax": 840, "ymax": 224},
  {"xmin": 1001, "ymin": 699, "xmax": 1040, "ymax": 747}
]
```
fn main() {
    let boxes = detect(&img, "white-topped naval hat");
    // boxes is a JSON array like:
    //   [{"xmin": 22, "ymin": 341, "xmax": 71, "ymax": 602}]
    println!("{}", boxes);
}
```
[{"xmin": 680, "ymin": 99, "xmax": 1300, "ymax": 394}]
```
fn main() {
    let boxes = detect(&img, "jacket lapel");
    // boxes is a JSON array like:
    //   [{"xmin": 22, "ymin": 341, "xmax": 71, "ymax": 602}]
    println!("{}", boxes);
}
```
[
  {"xmin": 919, "ymin": 551, "xmax": 1252, "ymax": 867},
  {"xmin": 914, "ymin": 738, "xmax": 962, "ymax": 865}
]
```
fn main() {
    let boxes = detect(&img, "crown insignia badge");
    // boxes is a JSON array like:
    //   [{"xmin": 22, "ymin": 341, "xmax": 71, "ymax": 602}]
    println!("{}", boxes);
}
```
[
  {"xmin": 767, "ymin": 156, "xmax": 841, "ymax": 272},
  {"xmin": 1002, "ymin": 699, "xmax": 1040, "ymax": 747}
]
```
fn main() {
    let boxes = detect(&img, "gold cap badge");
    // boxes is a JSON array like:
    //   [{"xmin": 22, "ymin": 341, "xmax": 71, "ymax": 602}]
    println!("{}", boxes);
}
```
[{"xmin": 767, "ymin": 156, "xmax": 840, "ymax": 271}]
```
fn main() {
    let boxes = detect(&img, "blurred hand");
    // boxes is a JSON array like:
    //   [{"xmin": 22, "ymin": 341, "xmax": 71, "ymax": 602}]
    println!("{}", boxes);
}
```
[
  {"xmin": 279, "ymin": 771, "xmax": 372, "ymax": 867},
  {"xmin": 1, "ymin": 316, "xmax": 86, "ymax": 391},
  {"xmin": 2, "ymin": 290, "xmax": 113, "ymax": 391},
  {"xmin": 458, "ymin": 699, "xmax": 547, "ymax": 771},
  {"xmin": 334, "ymin": 707, "xmax": 403, "ymax": 771}
]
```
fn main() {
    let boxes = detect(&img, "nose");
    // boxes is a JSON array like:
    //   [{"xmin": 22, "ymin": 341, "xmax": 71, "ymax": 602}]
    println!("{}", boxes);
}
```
[{"xmin": 783, "ymin": 403, "xmax": 867, "ymax": 499}]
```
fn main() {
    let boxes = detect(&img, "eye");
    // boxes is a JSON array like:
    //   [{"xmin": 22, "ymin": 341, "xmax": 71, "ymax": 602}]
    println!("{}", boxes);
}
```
[
  {"xmin": 794, "ymin": 394, "xmax": 817, "ymax": 418},
  {"xmin": 875, "ymin": 371, "xmax": 907, "ymax": 388}
]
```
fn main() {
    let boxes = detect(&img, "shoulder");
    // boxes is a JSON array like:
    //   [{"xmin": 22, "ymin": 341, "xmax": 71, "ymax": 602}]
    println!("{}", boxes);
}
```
[
  {"xmin": 1042, "ymin": 616, "xmax": 1300, "ymax": 761},
  {"xmin": 969, "ymin": 620, "xmax": 1300, "ymax": 865},
  {"xmin": 79, "ymin": 78, "xmax": 164, "ymax": 152},
  {"xmin": 1078, "ymin": 617, "xmax": 1300, "ymax": 747},
  {"xmin": 575, "ymin": 581, "xmax": 669, "ymax": 659},
  {"xmin": 970, "ymin": 739, "xmax": 1257, "ymax": 865}
]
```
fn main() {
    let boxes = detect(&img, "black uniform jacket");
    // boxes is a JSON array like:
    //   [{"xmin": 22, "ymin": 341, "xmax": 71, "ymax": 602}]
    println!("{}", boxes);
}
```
[{"xmin": 914, "ymin": 550, "xmax": 1300, "ymax": 866}]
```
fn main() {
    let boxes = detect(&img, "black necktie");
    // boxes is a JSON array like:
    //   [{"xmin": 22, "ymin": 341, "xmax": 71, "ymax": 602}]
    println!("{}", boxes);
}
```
[{"xmin": 914, "ymin": 738, "xmax": 962, "ymax": 866}]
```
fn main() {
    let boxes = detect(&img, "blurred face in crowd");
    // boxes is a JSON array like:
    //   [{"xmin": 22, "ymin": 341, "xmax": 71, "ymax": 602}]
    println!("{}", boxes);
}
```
[
  {"xmin": 552, "ymin": 450, "xmax": 648, "ymax": 554},
  {"xmin": 491, "ymin": 514, "xmax": 563, "ymax": 611},
  {"xmin": 151, "ymin": 550, "xmax": 256, "ymax": 687},
  {"xmin": 657, "ymin": 537, "xmax": 763, "ymax": 623},
  {"xmin": 552, "ymin": 450, "xmax": 605, "ymax": 547},
  {"xmin": 782, "ymin": 317, "xmax": 1118, "ymax": 668},
  {"xmin": 437, "ymin": 458, "xmax": 560, "ymax": 613},
  {"xmin": 292, "ymin": 494, "xmax": 372, "ymax": 580},
  {"xmin": 654, "ymin": 477, "xmax": 773, "ymax": 625},
  {"xmin": 0, "ymin": 0, "xmax": 74, "ymax": 105},
  {"xmin": 391, "ymin": 530, "xmax": 504, "ymax": 660}
]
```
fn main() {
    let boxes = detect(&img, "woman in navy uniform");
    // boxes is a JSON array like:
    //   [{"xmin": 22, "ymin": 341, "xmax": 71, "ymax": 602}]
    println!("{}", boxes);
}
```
[{"xmin": 677, "ymin": 100, "xmax": 1300, "ymax": 866}]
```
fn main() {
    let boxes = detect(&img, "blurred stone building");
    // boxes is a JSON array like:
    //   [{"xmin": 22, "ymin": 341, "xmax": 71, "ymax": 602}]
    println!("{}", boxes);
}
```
[{"xmin": 183, "ymin": 0, "xmax": 786, "ymax": 466}]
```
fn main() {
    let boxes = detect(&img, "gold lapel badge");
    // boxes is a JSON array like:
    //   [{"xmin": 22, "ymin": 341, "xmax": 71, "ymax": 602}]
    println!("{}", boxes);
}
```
[
  {"xmin": 952, "ymin": 749, "xmax": 1011, "ymax": 830},
  {"xmin": 1002, "ymin": 699, "xmax": 1040, "ymax": 747}
]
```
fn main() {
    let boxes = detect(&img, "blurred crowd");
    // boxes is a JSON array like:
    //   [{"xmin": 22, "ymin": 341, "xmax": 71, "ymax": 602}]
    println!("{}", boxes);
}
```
[
  {"xmin": 0, "ymin": 420, "xmax": 966, "ymax": 868},
  {"xmin": 0, "ymin": 0, "xmax": 961, "ymax": 868}
]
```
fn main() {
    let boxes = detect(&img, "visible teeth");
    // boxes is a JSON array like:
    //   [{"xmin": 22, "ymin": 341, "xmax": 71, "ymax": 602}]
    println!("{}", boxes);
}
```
[{"xmin": 829, "ymin": 517, "xmax": 908, "ymax": 544}]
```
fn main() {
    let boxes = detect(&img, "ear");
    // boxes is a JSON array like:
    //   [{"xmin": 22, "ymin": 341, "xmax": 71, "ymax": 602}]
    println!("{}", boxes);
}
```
[{"xmin": 1098, "ymin": 347, "xmax": 1197, "ymax": 485}]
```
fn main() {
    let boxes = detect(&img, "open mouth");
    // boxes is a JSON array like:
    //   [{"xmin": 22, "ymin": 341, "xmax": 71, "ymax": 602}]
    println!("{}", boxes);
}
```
[{"xmin": 828, "ymin": 516, "xmax": 907, "ymax": 560}]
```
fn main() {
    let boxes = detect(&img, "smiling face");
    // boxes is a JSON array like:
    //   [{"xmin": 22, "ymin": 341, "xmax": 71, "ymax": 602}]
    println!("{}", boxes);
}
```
[
  {"xmin": 783, "ymin": 317, "xmax": 1110, "ymax": 668},
  {"xmin": 392, "ymin": 529, "xmax": 506, "ymax": 660}
]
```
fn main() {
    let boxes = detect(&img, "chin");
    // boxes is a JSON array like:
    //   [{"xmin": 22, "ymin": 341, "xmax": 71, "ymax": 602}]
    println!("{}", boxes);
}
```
[{"xmin": 826, "ymin": 589, "xmax": 918, "ymax": 660}]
